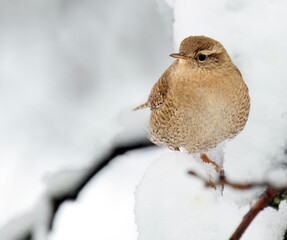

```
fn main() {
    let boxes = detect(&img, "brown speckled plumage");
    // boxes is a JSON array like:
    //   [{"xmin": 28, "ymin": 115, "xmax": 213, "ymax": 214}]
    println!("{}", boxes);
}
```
[{"xmin": 134, "ymin": 36, "xmax": 250, "ymax": 154}]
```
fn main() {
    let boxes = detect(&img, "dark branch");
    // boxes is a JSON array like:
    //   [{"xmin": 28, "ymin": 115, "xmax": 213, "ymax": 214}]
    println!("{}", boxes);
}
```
[
  {"xmin": 21, "ymin": 233, "xmax": 32, "ymax": 240},
  {"xmin": 230, "ymin": 188, "xmax": 278, "ymax": 240},
  {"xmin": 48, "ymin": 139, "xmax": 154, "ymax": 231}
]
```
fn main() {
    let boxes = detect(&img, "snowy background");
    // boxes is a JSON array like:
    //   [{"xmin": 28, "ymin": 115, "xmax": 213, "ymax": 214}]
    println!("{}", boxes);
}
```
[{"xmin": 0, "ymin": 0, "xmax": 287, "ymax": 240}]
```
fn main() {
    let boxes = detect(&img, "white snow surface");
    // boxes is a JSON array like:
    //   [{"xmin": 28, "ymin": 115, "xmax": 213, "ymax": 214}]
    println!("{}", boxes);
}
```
[{"xmin": 135, "ymin": 152, "xmax": 287, "ymax": 240}]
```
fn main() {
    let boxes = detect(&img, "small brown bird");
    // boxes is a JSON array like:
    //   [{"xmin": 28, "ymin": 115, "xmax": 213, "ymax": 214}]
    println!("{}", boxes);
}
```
[{"xmin": 134, "ymin": 36, "xmax": 250, "ymax": 172}]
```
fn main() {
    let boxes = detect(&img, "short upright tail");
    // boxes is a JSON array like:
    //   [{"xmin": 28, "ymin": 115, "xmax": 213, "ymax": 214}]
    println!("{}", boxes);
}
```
[{"xmin": 132, "ymin": 102, "xmax": 149, "ymax": 111}]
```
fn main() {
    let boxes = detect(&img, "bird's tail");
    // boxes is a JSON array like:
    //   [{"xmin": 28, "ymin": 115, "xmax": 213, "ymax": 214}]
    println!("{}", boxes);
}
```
[{"xmin": 132, "ymin": 102, "xmax": 149, "ymax": 111}]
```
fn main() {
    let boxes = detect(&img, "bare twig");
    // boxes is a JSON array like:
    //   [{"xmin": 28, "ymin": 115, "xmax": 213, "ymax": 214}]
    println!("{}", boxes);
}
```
[{"xmin": 188, "ymin": 170, "xmax": 287, "ymax": 240}]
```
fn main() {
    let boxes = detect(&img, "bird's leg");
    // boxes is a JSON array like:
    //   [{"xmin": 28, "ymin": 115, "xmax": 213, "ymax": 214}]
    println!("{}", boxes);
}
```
[{"xmin": 200, "ymin": 153, "xmax": 224, "ymax": 177}]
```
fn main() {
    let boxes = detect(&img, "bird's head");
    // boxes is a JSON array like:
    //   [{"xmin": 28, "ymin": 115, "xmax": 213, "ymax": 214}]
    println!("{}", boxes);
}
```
[{"xmin": 170, "ymin": 36, "xmax": 232, "ymax": 71}]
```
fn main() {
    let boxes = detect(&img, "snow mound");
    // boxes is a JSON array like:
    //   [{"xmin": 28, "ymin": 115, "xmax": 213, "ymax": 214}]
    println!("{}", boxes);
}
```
[{"xmin": 135, "ymin": 152, "xmax": 287, "ymax": 240}]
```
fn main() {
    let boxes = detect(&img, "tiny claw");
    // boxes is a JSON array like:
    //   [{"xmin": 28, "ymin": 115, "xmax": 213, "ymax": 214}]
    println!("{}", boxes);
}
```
[
  {"xmin": 200, "ymin": 153, "xmax": 224, "ymax": 174},
  {"xmin": 207, "ymin": 176, "xmax": 217, "ymax": 190}
]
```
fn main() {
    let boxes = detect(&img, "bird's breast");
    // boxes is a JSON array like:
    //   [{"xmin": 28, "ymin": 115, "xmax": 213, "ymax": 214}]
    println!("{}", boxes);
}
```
[{"xmin": 149, "ymin": 63, "xmax": 250, "ymax": 153}]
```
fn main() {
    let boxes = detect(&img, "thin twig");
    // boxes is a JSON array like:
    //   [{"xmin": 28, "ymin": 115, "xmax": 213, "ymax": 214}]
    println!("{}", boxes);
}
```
[
  {"xmin": 188, "ymin": 170, "xmax": 284, "ymax": 191},
  {"xmin": 188, "ymin": 170, "xmax": 287, "ymax": 240}
]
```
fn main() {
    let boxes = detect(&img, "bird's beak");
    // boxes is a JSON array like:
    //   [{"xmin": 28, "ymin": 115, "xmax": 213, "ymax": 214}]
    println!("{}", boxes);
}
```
[{"xmin": 169, "ymin": 53, "xmax": 186, "ymax": 59}]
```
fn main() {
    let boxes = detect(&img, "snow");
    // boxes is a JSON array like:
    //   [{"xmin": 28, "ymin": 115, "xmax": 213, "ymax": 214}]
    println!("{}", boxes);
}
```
[
  {"xmin": 135, "ymin": 153, "xmax": 243, "ymax": 240},
  {"xmin": 135, "ymin": 153, "xmax": 287, "ymax": 240}
]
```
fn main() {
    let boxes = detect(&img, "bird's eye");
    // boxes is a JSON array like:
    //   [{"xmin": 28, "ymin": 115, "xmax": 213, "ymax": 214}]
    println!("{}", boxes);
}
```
[{"xmin": 198, "ymin": 54, "xmax": 206, "ymax": 62}]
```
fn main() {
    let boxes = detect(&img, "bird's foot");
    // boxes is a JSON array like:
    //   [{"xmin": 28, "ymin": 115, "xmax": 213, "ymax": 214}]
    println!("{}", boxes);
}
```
[
  {"xmin": 200, "ymin": 153, "xmax": 225, "ymax": 192},
  {"xmin": 200, "ymin": 153, "xmax": 224, "ymax": 174}
]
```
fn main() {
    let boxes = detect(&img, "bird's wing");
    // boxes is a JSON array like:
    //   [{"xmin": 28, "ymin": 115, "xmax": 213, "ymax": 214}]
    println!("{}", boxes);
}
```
[
  {"xmin": 147, "ymin": 74, "xmax": 169, "ymax": 110},
  {"xmin": 133, "ymin": 64, "xmax": 172, "ymax": 111}
]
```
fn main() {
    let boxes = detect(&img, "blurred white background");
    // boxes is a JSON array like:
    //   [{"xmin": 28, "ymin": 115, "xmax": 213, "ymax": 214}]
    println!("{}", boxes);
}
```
[{"xmin": 0, "ymin": 0, "xmax": 173, "ymax": 239}]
